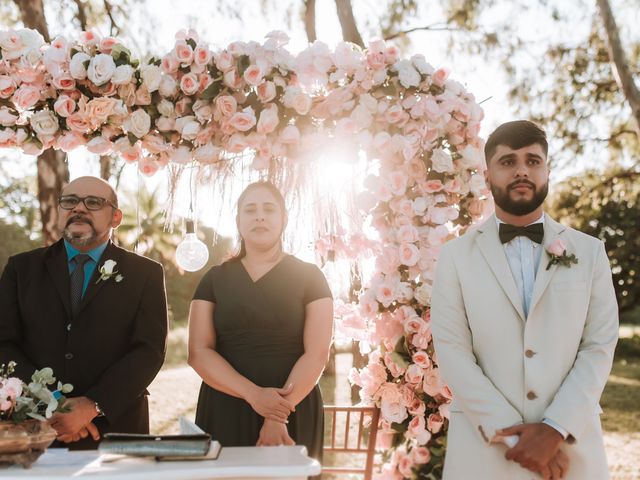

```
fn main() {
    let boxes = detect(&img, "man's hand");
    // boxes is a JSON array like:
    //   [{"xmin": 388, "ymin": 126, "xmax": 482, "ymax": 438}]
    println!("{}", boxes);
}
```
[
  {"xmin": 256, "ymin": 419, "xmax": 295, "ymax": 446},
  {"xmin": 56, "ymin": 422, "xmax": 101, "ymax": 444},
  {"xmin": 499, "ymin": 423, "xmax": 564, "ymax": 473},
  {"xmin": 48, "ymin": 396, "xmax": 100, "ymax": 441},
  {"xmin": 539, "ymin": 449, "xmax": 570, "ymax": 480}
]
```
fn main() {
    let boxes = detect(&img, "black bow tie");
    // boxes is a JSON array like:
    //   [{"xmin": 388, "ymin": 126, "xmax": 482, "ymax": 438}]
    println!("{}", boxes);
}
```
[{"xmin": 499, "ymin": 223, "xmax": 544, "ymax": 244}]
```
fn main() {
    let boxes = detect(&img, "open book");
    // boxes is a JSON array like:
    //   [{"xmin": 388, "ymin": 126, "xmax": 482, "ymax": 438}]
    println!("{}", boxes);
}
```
[{"xmin": 98, "ymin": 417, "xmax": 221, "ymax": 461}]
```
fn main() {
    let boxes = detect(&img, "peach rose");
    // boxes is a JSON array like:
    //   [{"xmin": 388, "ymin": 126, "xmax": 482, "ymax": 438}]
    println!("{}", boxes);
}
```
[
  {"xmin": 215, "ymin": 51, "xmax": 235, "ymax": 72},
  {"xmin": 257, "ymin": 104, "xmax": 279, "ymax": 134},
  {"xmin": 78, "ymin": 31, "xmax": 100, "ymax": 47},
  {"xmin": 135, "ymin": 86, "xmax": 152, "ymax": 106},
  {"xmin": 0, "ymin": 107, "xmax": 18, "ymax": 127},
  {"xmin": 405, "ymin": 363, "xmax": 424, "ymax": 384},
  {"xmin": 121, "ymin": 144, "xmax": 142, "ymax": 163},
  {"xmin": 215, "ymin": 95, "xmax": 237, "ymax": 118},
  {"xmin": 0, "ymin": 129, "xmax": 16, "ymax": 148},
  {"xmin": 427, "ymin": 413, "xmax": 444, "ymax": 433},
  {"xmin": 85, "ymin": 97, "xmax": 118, "ymax": 128},
  {"xmin": 86, "ymin": 136, "xmax": 112, "ymax": 155},
  {"xmin": 412, "ymin": 446, "xmax": 431, "ymax": 464},
  {"xmin": 194, "ymin": 44, "xmax": 211, "ymax": 66},
  {"xmin": 138, "ymin": 156, "xmax": 160, "ymax": 176},
  {"xmin": 432, "ymin": 67, "xmax": 450, "ymax": 87},
  {"xmin": 229, "ymin": 109, "xmax": 256, "ymax": 132},
  {"xmin": 12, "ymin": 85, "xmax": 40, "ymax": 110},
  {"xmin": 243, "ymin": 64, "xmax": 264, "ymax": 86},
  {"xmin": 99, "ymin": 36, "xmax": 118, "ymax": 53},
  {"xmin": 123, "ymin": 109, "xmax": 151, "ymax": 138},
  {"xmin": 66, "ymin": 112, "xmax": 90, "ymax": 133},
  {"xmin": 0, "ymin": 75, "xmax": 16, "ymax": 99},
  {"xmin": 161, "ymin": 54, "xmax": 179, "ymax": 74},
  {"xmin": 174, "ymin": 40, "xmax": 194, "ymax": 65},
  {"xmin": 52, "ymin": 73, "xmax": 76, "ymax": 91}
]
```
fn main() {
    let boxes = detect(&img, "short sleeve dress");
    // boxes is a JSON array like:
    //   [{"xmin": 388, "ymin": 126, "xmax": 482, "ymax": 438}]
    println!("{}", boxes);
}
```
[{"xmin": 192, "ymin": 254, "xmax": 332, "ymax": 461}]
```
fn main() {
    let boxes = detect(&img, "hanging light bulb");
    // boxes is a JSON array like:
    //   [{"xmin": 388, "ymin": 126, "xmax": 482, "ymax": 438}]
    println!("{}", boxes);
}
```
[{"xmin": 175, "ymin": 219, "xmax": 209, "ymax": 272}]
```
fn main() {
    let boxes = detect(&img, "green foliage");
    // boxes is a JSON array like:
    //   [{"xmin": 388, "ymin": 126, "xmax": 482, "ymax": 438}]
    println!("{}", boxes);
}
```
[
  {"xmin": 0, "ymin": 219, "xmax": 40, "ymax": 271},
  {"xmin": 615, "ymin": 335, "xmax": 640, "ymax": 360},
  {"xmin": 600, "ymin": 359, "xmax": 640, "ymax": 434},
  {"xmin": 547, "ymin": 167, "xmax": 640, "ymax": 312}
]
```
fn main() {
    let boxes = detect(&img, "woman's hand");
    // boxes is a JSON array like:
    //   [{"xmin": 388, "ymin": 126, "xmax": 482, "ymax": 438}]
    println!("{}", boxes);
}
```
[
  {"xmin": 256, "ymin": 419, "xmax": 295, "ymax": 446},
  {"xmin": 246, "ymin": 384, "xmax": 295, "ymax": 423}
]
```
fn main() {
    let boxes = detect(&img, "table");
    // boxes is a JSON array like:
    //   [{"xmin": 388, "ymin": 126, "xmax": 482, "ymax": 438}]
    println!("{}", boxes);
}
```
[{"xmin": 2, "ymin": 446, "xmax": 321, "ymax": 479}]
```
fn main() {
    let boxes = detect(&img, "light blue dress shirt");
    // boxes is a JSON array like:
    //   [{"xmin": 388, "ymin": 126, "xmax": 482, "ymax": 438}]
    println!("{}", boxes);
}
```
[
  {"xmin": 496, "ymin": 213, "xmax": 569, "ymax": 440},
  {"xmin": 64, "ymin": 240, "xmax": 109, "ymax": 296}
]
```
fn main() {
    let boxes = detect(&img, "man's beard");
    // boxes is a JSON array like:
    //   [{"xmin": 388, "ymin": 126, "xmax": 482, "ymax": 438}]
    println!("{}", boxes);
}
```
[
  {"xmin": 63, "ymin": 215, "xmax": 97, "ymax": 247},
  {"xmin": 490, "ymin": 179, "xmax": 548, "ymax": 216}
]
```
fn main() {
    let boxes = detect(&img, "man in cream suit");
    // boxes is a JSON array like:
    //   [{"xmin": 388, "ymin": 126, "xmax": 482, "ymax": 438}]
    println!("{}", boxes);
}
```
[{"xmin": 431, "ymin": 121, "xmax": 618, "ymax": 479}]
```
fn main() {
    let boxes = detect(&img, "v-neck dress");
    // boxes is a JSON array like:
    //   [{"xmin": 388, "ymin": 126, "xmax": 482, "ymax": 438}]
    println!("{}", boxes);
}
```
[{"xmin": 192, "ymin": 255, "xmax": 332, "ymax": 460}]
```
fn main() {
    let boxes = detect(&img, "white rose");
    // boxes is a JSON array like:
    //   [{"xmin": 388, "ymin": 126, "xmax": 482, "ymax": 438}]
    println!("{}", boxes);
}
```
[
  {"xmin": 181, "ymin": 119, "xmax": 201, "ymax": 140},
  {"xmin": 396, "ymin": 60, "xmax": 421, "ymax": 88},
  {"xmin": 157, "ymin": 99, "xmax": 175, "ymax": 118},
  {"xmin": 192, "ymin": 100, "xmax": 213, "ymax": 122},
  {"xmin": 381, "ymin": 401, "xmax": 408, "ymax": 424},
  {"xmin": 0, "ymin": 107, "xmax": 18, "ymax": 127},
  {"xmin": 111, "ymin": 64, "xmax": 134, "ymax": 85},
  {"xmin": 175, "ymin": 115, "xmax": 196, "ymax": 133},
  {"xmin": 87, "ymin": 53, "xmax": 116, "ymax": 86},
  {"xmin": 411, "ymin": 54, "xmax": 434, "ymax": 75},
  {"xmin": 469, "ymin": 173, "xmax": 486, "ymax": 196},
  {"xmin": 431, "ymin": 148, "xmax": 454, "ymax": 173},
  {"xmin": 169, "ymin": 145, "xmax": 192, "ymax": 164},
  {"xmin": 101, "ymin": 259, "xmax": 117, "ymax": 274},
  {"xmin": 459, "ymin": 144, "xmax": 483, "ymax": 170},
  {"xmin": 30, "ymin": 110, "xmax": 59, "ymax": 136},
  {"xmin": 141, "ymin": 64, "xmax": 162, "ymax": 92},
  {"xmin": 123, "ymin": 109, "xmax": 151, "ymax": 138},
  {"xmin": 414, "ymin": 283, "xmax": 432, "ymax": 306},
  {"xmin": 69, "ymin": 52, "xmax": 91, "ymax": 80},
  {"xmin": 158, "ymin": 75, "xmax": 178, "ymax": 97},
  {"xmin": 194, "ymin": 143, "xmax": 220, "ymax": 163}
]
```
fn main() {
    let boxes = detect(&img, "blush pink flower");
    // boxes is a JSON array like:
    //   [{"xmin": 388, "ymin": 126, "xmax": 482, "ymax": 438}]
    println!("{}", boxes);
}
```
[
  {"xmin": 427, "ymin": 413, "xmax": 444, "ymax": 433},
  {"xmin": 174, "ymin": 40, "xmax": 194, "ymax": 65},
  {"xmin": 180, "ymin": 73, "xmax": 199, "ymax": 96},
  {"xmin": 547, "ymin": 239, "xmax": 566, "ymax": 257},
  {"xmin": 229, "ymin": 109, "xmax": 256, "ymax": 132},
  {"xmin": 257, "ymin": 104, "xmax": 279, "ymax": 134},
  {"xmin": 12, "ymin": 85, "xmax": 40, "ymax": 110},
  {"xmin": 412, "ymin": 446, "xmax": 431, "ymax": 464}
]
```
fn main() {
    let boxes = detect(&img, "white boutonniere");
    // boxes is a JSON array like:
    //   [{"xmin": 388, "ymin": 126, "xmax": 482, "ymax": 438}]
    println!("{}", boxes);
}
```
[
  {"xmin": 96, "ymin": 259, "xmax": 124, "ymax": 283},
  {"xmin": 546, "ymin": 239, "xmax": 578, "ymax": 270}
]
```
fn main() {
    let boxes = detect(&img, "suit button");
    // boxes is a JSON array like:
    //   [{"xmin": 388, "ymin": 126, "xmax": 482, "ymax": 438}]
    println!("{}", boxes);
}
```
[
  {"xmin": 64, "ymin": 353, "xmax": 74, "ymax": 360},
  {"xmin": 525, "ymin": 349, "xmax": 535, "ymax": 358},
  {"xmin": 66, "ymin": 323, "xmax": 72, "ymax": 331},
  {"xmin": 527, "ymin": 391, "xmax": 537, "ymax": 400}
]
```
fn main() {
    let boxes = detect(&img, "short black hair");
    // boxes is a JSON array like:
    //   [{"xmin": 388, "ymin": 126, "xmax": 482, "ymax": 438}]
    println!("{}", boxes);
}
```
[{"xmin": 484, "ymin": 120, "xmax": 548, "ymax": 165}]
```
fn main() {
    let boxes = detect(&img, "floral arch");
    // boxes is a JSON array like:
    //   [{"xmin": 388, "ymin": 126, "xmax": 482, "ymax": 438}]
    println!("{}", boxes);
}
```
[{"xmin": 0, "ymin": 27, "xmax": 488, "ymax": 478}]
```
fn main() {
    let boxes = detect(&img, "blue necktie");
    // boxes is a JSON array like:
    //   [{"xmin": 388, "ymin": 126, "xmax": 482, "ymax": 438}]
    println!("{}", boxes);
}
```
[{"xmin": 70, "ymin": 254, "xmax": 90, "ymax": 315}]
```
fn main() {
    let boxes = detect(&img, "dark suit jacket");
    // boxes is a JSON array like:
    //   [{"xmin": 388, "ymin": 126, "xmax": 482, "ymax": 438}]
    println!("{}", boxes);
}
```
[{"xmin": 0, "ymin": 239, "xmax": 168, "ymax": 449}]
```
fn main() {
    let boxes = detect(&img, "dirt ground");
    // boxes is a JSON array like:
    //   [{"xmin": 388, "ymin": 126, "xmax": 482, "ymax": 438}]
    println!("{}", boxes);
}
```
[{"xmin": 148, "ymin": 365, "xmax": 640, "ymax": 479}]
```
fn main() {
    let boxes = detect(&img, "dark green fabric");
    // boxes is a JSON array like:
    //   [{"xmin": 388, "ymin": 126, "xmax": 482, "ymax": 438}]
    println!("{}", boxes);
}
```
[{"xmin": 193, "ymin": 255, "xmax": 331, "ymax": 461}]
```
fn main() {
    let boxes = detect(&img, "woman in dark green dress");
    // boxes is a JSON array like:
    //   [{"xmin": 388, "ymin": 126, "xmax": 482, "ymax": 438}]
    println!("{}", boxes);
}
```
[{"xmin": 188, "ymin": 181, "xmax": 333, "ymax": 462}]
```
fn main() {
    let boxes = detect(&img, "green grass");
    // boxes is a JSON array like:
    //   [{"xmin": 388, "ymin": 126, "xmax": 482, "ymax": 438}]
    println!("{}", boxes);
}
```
[{"xmin": 600, "ymin": 359, "xmax": 640, "ymax": 434}]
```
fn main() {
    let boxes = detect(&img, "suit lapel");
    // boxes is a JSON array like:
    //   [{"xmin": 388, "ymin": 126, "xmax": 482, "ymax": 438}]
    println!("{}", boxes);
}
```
[
  {"xmin": 475, "ymin": 216, "xmax": 526, "ymax": 321},
  {"xmin": 45, "ymin": 240, "xmax": 72, "ymax": 318},
  {"xmin": 528, "ymin": 216, "xmax": 566, "ymax": 316},
  {"xmin": 76, "ymin": 241, "xmax": 123, "ymax": 315}
]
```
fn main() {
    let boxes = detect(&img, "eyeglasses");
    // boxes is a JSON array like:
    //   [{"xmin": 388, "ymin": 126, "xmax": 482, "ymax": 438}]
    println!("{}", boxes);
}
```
[{"xmin": 58, "ymin": 195, "xmax": 117, "ymax": 211}]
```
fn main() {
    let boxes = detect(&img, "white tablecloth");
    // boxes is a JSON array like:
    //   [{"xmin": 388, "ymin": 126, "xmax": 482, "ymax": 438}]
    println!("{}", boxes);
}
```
[{"xmin": 2, "ymin": 446, "xmax": 320, "ymax": 479}]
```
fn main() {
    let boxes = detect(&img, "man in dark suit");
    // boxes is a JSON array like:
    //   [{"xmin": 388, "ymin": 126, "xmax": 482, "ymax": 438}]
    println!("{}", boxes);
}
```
[{"xmin": 0, "ymin": 176, "xmax": 168, "ymax": 449}]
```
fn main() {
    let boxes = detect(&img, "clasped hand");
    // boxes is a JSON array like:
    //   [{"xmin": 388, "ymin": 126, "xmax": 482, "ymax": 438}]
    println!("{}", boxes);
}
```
[
  {"xmin": 256, "ymin": 419, "xmax": 295, "ymax": 446},
  {"xmin": 48, "ymin": 396, "xmax": 100, "ymax": 443},
  {"xmin": 246, "ymin": 383, "xmax": 295, "ymax": 424},
  {"xmin": 496, "ymin": 423, "xmax": 569, "ymax": 479}
]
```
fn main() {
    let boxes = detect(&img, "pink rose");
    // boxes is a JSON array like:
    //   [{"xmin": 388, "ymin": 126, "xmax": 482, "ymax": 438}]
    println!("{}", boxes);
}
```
[
  {"xmin": 215, "ymin": 95, "xmax": 237, "ymax": 118},
  {"xmin": 174, "ymin": 40, "xmax": 194, "ymax": 65},
  {"xmin": 408, "ymin": 416, "xmax": 431, "ymax": 445},
  {"xmin": 227, "ymin": 133, "xmax": 248, "ymax": 153},
  {"xmin": 55, "ymin": 132, "xmax": 86, "ymax": 152},
  {"xmin": 0, "ymin": 129, "xmax": 16, "ymax": 148},
  {"xmin": 86, "ymin": 136, "xmax": 112, "ymax": 155},
  {"xmin": 194, "ymin": 45, "xmax": 211, "ymax": 66},
  {"xmin": 257, "ymin": 81, "xmax": 276, "ymax": 102},
  {"xmin": 79, "ymin": 31, "xmax": 100, "ymax": 47},
  {"xmin": 85, "ymin": 97, "xmax": 119, "ymax": 128},
  {"xmin": 366, "ymin": 51, "xmax": 386, "ymax": 70},
  {"xmin": 52, "ymin": 73, "xmax": 76, "ymax": 91},
  {"xmin": 243, "ymin": 64, "xmax": 264, "ymax": 86},
  {"xmin": 411, "ymin": 351, "xmax": 431, "ymax": 369},
  {"xmin": 180, "ymin": 73, "xmax": 199, "ymax": 95},
  {"xmin": 229, "ymin": 109, "xmax": 256, "ymax": 132},
  {"xmin": 0, "ymin": 107, "xmax": 18, "ymax": 127},
  {"xmin": 412, "ymin": 446, "xmax": 431, "ymax": 464},
  {"xmin": 215, "ymin": 51, "xmax": 235, "ymax": 72},
  {"xmin": 427, "ymin": 413, "xmax": 444, "ymax": 433},
  {"xmin": 141, "ymin": 133, "xmax": 168, "ymax": 154},
  {"xmin": 279, "ymin": 124, "xmax": 300, "ymax": 145},
  {"xmin": 0, "ymin": 75, "xmax": 16, "ymax": 99},
  {"xmin": 138, "ymin": 156, "xmax": 160, "ymax": 176},
  {"xmin": 99, "ymin": 36, "xmax": 118, "ymax": 53},
  {"xmin": 120, "ymin": 144, "xmax": 142, "ymax": 163},
  {"xmin": 66, "ymin": 113, "xmax": 90, "ymax": 133},
  {"xmin": 547, "ymin": 239, "xmax": 566, "ymax": 257},
  {"xmin": 397, "ymin": 452, "xmax": 414, "ymax": 478},
  {"xmin": 12, "ymin": 85, "xmax": 40, "ymax": 110},
  {"xmin": 422, "ymin": 367, "xmax": 443, "ymax": 397},
  {"xmin": 399, "ymin": 243, "xmax": 420, "ymax": 267},
  {"xmin": 405, "ymin": 364, "xmax": 424, "ymax": 384},
  {"xmin": 257, "ymin": 104, "xmax": 279, "ymax": 134},
  {"xmin": 161, "ymin": 54, "xmax": 179, "ymax": 73},
  {"xmin": 432, "ymin": 67, "xmax": 450, "ymax": 87}
]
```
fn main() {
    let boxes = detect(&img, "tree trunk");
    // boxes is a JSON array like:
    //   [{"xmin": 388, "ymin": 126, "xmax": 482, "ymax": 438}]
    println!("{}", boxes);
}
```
[
  {"xmin": 596, "ymin": 0, "xmax": 640, "ymax": 137},
  {"xmin": 334, "ymin": 0, "xmax": 364, "ymax": 47},
  {"xmin": 99, "ymin": 155, "xmax": 112, "ymax": 180},
  {"xmin": 15, "ymin": 0, "xmax": 70, "ymax": 245},
  {"xmin": 304, "ymin": 0, "xmax": 316, "ymax": 43},
  {"xmin": 37, "ymin": 150, "xmax": 68, "ymax": 244}
]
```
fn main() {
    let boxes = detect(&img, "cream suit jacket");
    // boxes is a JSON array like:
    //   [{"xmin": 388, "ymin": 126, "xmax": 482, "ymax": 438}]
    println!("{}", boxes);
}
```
[{"xmin": 431, "ymin": 214, "xmax": 618, "ymax": 480}]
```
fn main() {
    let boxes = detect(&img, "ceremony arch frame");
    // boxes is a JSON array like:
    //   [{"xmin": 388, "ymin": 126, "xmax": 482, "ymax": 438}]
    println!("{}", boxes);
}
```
[{"xmin": 0, "ymin": 27, "xmax": 488, "ymax": 478}]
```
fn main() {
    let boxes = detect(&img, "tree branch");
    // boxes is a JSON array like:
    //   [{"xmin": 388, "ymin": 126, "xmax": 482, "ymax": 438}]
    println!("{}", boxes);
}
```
[
  {"xmin": 334, "ymin": 0, "xmax": 364, "ymax": 47},
  {"xmin": 304, "ymin": 0, "xmax": 316, "ymax": 43},
  {"xmin": 72, "ymin": 0, "xmax": 88, "ymax": 30},
  {"xmin": 384, "ymin": 24, "xmax": 461, "ymax": 41},
  {"xmin": 13, "ymin": 0, "xmax": 50, "ymax": 41},
  {"xmin": 596, "ymin": 0, "xmax": 640, "ymax": 138},
  {"xmin": 103, "ymin": 0, "xmax": 120, "ymax": 36}
]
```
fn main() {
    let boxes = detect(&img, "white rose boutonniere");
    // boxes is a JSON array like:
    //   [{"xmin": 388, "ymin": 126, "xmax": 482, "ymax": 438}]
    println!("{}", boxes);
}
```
[
  {"xmin": 546, "ymin": 239, "xmax": 578, "ymax": 270},
  {"xmin": 96, "ymin": 259, "xmax": 124, "ymax": 284}
]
